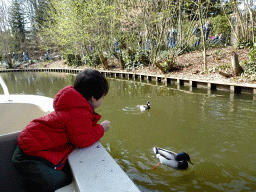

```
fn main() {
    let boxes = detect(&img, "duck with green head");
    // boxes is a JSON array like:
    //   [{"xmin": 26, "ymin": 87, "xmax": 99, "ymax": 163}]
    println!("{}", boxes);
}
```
[
  {"xmin": 153, "ymin": 147, "xmax": 193, "ymax": 170},
  {"xmin": 140, "ymin": 101, "xmax": 150, "ymax": 111}
]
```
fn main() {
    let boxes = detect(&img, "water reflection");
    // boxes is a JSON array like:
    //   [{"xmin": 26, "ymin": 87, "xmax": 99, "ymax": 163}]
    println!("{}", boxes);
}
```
[
  {"xmin": 1, "ymin": 72, "xmax": 256, "ymax": 191},
  {"xmin": 0, "ymin": 72, "xmax": 75, "ymax": 98}
]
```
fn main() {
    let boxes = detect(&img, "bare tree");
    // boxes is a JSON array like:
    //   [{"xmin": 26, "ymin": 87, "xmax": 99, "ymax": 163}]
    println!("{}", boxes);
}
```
[
  {"xmin": 244, "ymin": 0, "xmax": 255, "ymax": 44},
  {"xmin": 191, "ymin": 0, "xmax": 207, "ymax": 71},
  {"xmin": 0, "ymin": 0, "xmax": 12, "ymax": 53}
]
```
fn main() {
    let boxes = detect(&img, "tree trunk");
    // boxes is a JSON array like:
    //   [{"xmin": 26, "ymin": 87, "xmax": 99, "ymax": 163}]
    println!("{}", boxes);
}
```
[
  {"xmin": 112, "ymin": 51, "xmax": 125, "ymax": 70},
  {"xmin": 244, "ymin": 0, "xmax": 255, "ymax": 44},
  {"xmin": 198, "ymin": 0, "xmax": 207, "ymax": 71},
  {"xmin": 232, "ymin": 0, "xmax": 245, "ymax": 39},
  {"xmin": 99, "ymin": 52, "xmax": 109, "ymax": 70},
  {"xmin": 6, "ymin": 53, "xmax": 12, "ymax": 69},
  {"xmin": 178, "ymin": 0, "xmax": 182, "ymax": 44},
  {"xmin": 231, "ymin": 51, "xmax": 243, "ymax": 76}
]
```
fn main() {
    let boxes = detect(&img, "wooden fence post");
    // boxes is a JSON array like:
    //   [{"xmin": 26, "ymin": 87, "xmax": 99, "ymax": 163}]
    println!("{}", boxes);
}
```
[{"xmin": 232, "ymin": 51, "xmax": 243, "ymax": 76}]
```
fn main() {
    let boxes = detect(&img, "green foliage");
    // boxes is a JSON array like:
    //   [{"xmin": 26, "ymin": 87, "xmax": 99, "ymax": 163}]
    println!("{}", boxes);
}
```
[
  {"xmin": 12, "ymin": 0, "xmax": 252, "ymax": 74},
  {"xmin": 181, "ymin": 0, "xmax": 224, "ymax": 18},
  {"xmin": 214, "ymin": 49, "xmax": 221, "ymax": 56},
  {"xmin": 241, "ymin": 60, "xmax": 256, "ymax": 75},
  {"xmin": 66, "ymin": 54, "xmax": 75, "ymax": 66},
  {"xmin": 83, "ymin": 53, "xmax": 101, "ymax": 67},
  {"xmin": 235, "ymin": 38, "xmax": 254, "ymax": 49},
  {"xmin": 156, "ymin": 51, "xmax": 176, "ymax": 74},
  {"xmin": 123, "ymin": 48, "xmax": 135, "ymax": 70},
  {"xmin": 210, "ymin": 15, "xmax": 230, "ymax": 45},
  {"xmin": 122, "ymin": 48, "xmax": 137, "ymax": 70},
  {"xmin": 66, "ymin": 54, "xmax": 83, "ymax": 67},
  {"xmin": 121, "ymin": 47, "xmax": 150, "ymax": 70},
  {"xmin": 34, "ymin": 1, "xmax": 53, "ymax": 30},
  {"xmin": 34, "ymin": 0, "xmax": 235, "ymax": 70},
  {"xmin": 9, "ymin": 0, "xmax": 26, "ymax": 52},
  {"xmin": 241, "ymin": 48, "xmax": 256, "ymax": 75},
  {"xmin": 173, "ymin": 43, "xmax": 195, "ymax": 56},
  {"xmin": 216, "ymin": 64, "xmax": 231, "ymax": 71},
  {"xmin": 249, "ymin": 47, "xmax": 256, "ymax": 63},
  {"xmin": 134, "ymin": 48, "xmax": 150, "ymax": 66},
  {"xmin": 74, "ymin": 54, "xmax": 82, "ymax": 67}
]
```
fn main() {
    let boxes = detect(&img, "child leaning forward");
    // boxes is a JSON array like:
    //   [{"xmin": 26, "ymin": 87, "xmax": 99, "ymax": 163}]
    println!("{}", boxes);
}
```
[{"xmin": 12, "ymin": 69, "xmax": 111, "ymax": 192}]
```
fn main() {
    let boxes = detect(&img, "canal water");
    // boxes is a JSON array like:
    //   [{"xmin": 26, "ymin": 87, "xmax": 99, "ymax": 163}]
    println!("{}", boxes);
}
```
[{"xmin": 0, "ymin": 72, "xmax": 255, "ymax": 191}]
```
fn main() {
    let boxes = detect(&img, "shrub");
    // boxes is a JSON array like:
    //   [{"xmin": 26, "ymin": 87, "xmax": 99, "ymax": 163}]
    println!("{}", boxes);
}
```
[
  {"xmin": 241, "ymin": 47, "xmax": 256, "ymax": 75},
  {"xmin": 66, "ymin": 54, "xmax": 75, "ymax": 66},
  {"xmin": 121, "ymin": 47, "xmax": 150, "ymax": 70},
  {"xmin": 235, "ymin": 38, "xmax": 253, "ymax": 48},
  {"xmin": 156, "ymin": 51, "xmax": 176, "ymax": 74},
  {"xmin": 242, "ymin": 60, "xmax": 256, "ymax": 75},
  {"xmin": 66, "ymin": 54, "xmax": 83, "ymax": 67},
  {"xmin": 123, "ymin": 48, "xmax": 136, "ymax": 70},
  {"xmin": 74, "ymin": 54, "xmax": 82, "ymax": 67},
  {"xmin": 211, "ymin": 15, "xmax": 231, "ymax": 45},
  {"xmin": 83, "ymin": 53, "xmax": 101, "ymax": 67},
  {"xmin": 134, "ymin": 48, "xmax": 150, "ymax": 66},
  {"xmin": 174, "ymin": 43, "xmax": 194, "ymax": 56},
  {"xmin": 249, "ymin": 47, "xmax": 256, "ymax": 63}
]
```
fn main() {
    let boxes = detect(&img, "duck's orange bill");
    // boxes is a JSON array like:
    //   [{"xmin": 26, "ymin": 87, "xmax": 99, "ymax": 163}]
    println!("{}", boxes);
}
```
[{"xmin": 153, "ymin": 162, "xmax": 161, "ymax": 170}]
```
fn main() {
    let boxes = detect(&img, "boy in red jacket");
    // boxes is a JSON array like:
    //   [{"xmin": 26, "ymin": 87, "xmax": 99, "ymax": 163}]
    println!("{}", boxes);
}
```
[{"xmin": 12, "ymin": 69, "xmax": 110, "ymax": 192}]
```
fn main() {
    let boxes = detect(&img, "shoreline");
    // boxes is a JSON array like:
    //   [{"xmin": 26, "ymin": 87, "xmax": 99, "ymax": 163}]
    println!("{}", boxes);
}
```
[
  {"xmin": 1, "ymin": 67, "xmax": 256, "ymax": 98},
  {"xmin": 3, "ymin": 47, "xmax": 254, "ymax": 85},
  {"xmin": 27, "ymin": 58, "xmax": 256, "ymax": 85}
]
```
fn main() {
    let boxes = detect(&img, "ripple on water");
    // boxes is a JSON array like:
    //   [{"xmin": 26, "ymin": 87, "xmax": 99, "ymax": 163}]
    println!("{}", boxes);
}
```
[
  {"xmin": 122, "ymin": 105, "xmax": 151, "ymax": 115},
  {"xmin": 239, "ymin": 172, "xmax": 256, "ymax": 183},
  {"xmin": 122, "ymin": 106, "xmax": 141, "ymax": 115}
]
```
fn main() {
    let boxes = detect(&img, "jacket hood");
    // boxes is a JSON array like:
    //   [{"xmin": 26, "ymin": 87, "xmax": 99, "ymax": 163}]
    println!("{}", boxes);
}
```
[{"xmin": 53, "ymin": 86, "xmax": 93, "ymax": 112}]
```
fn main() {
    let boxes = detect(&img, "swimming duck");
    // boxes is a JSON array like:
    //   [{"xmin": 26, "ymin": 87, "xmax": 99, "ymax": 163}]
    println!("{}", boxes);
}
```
[
  {"xmin": 153, "ymin": 147, "xmax": 193, "ymax": 170},
  {"xmin": 140, "ymin": 101, "xmax": 150, "ymax": 111}
]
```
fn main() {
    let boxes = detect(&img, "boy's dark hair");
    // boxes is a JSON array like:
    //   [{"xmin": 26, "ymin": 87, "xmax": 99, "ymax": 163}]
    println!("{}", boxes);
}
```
[{"xmin": 74, "ymin": 69, "xmax": 109, "ymax": 100}]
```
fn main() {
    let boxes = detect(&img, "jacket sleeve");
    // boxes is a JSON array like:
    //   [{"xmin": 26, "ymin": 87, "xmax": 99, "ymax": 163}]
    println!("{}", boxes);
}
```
[{"xmin": 66, "ymin": 109, "xmax": 104, "ymax": 148}]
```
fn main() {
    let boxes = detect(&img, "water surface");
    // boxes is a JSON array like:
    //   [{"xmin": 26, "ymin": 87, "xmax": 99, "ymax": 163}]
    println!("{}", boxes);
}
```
[{"xmin": 0, "ymin": 72, "xmax": 255, "ymax": 191}]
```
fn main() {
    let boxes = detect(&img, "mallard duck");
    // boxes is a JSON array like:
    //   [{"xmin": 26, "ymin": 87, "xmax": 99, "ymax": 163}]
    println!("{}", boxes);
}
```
[
  {"xmin": 153, "ymin": 147, "xmax": 193, "ymax": 170},
  {"xmin": 140, "ymin": 101, "xmax": 150, "ymax": 111}
]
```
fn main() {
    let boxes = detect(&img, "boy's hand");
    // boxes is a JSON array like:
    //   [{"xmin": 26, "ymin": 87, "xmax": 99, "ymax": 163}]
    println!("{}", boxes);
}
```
[{"xmin": 101, "ymin": 120, "xmax": 111, "ymax": 132}]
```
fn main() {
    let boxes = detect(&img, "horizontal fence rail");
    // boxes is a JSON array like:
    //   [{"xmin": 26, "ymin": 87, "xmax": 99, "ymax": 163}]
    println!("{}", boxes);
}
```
[{"xmin": 1, "ymin": 68, "xmax": 256, "ymax": 99}]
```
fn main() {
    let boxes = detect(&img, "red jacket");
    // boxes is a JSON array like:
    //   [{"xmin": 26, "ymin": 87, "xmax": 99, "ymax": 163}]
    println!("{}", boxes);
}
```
[{"xmin": 18, "ymin": 86, "xmax": 104, "ymax": 170}]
